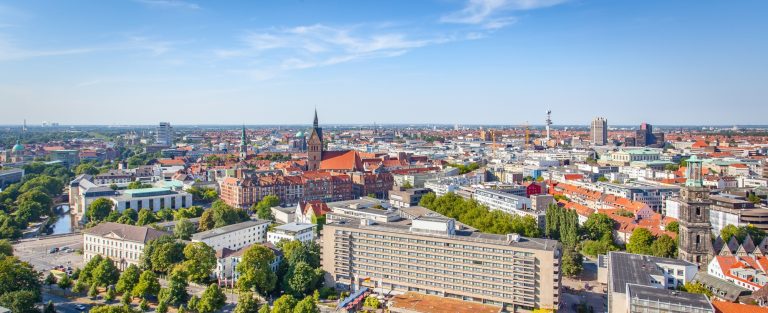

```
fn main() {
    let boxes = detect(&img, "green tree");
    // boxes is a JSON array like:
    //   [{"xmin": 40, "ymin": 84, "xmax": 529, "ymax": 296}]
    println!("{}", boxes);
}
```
[
  {"xmin": 0, "ymin": 290, "xmax": 40, "ymax": 313},
  {"xmin": 561, "ymin": 248, "xmax": 583, "ymax": 277},
  {"xmin": 80, "ymin": 254, "xmax": 104, "ymax": 284},
  {"xmin": 161, "ymin": 267, "xmax": 189, "ymax": 306},
  {"xmin": 20, "ymin": 175, "xmax": 64, "ymax": 197},
  {"xmin": 136, "ymin": 208, "xmax": 158, "ymax": 226},
  {"xmin": 90, "ymin": 304, "xmax": 138, "ymax": 313},
  {"xmin": 174, "ymin": 218, "xmax": 195, "ymax": 240},
  {"xmin": 93, "ymin": 258, "xmax": 120, "ymax": 287},
  {"xmin": 681, "ymin": 282, "xmax": 713, "ymax": 297},
  {"xmin": 258, "ymin": 305, "xmax": 270, "ymax": 313},
  {"xmin": 0, "ymin": 239, "xmax": 12, "ymax": 256},
  {"xmin": 105, "ymin": 286, "xmax": 116, "ymax": 301},
  {"xmin": 88, "ymin": 198, "xmax": 114, "ymax": 223},
  {"xmin": 272, "ymin": 294, "xmax": 297, "ymax": 313},
  {"xmin": 198, "ymin": 209, "xmax": 215, "ymax": 231},
  {"xmin": 89, "ymin": 282, "xmax": 99, "ymax": 298},
  {"xmin": 76, "ymin": 164, "xmax": 100, "ymax": 175},
  {"xmin": 293, "ymin": 296, "xmax": 320, "ymax": 313},
  {"xmin": 363, "ymin": 296, "xmax": 380, "ymax": 308},
  {"xmin": 580, "ymin": 240, "xmax": 618, "ymax": 257},
  {"xmin": 626, "ymin": 228, "xmax": 654, "ymax": 255},
  {"xmin": 143, "ymin": 236, "xmax": 185, "ymax": 273},
  {"xmin": 140, "ymin": 298, "xmax": 149, "ymax": 311},
  {"xmin": 597, "ymin": 176, "xmax": 609, "ymax": 182},
  {"xmin": 0, "ymin": 256, "xmax": 41, "ymax": 298},
  {"xmin": 197, "ymin": 284, "xmax": 226, "ymax": 313},
  {"xmin": 44, "ymin": 272, "xmax": 57, "ymax": 287},
  {"xmin": 156, "ymin": 301, "xmax": 169, "ymax": 313},
  {"xmin": 116, "ymin": 264, "xmax": 141, "ymax": 294},
  {"xmin": 72, "ymin": 280, "xmax": 87, "ymax": 294},
  {"xmin": 234, "ymin": 292, "xmax": 260, "ymax": 313},
  {"xmin": 284, "ymin": 262, "xmax": 321, "ymax": 297},
  {"xmin": 132, "ymin": 270, "xmax": 160, "ymax": 299},
  {"xmin": 237, "ymin": 244, "xmax": 277, "ymax": 296},
  {"xmin": 666, "ymin": 221, "xmax": 679, "ymax": 234},
  {"xmin": 721, "ymin": 224, "xmax": 745, "ymax": 243},
  {"xmin": 582, "ymin": 213, "xmax": 615, "ymax": 242},
  {"xmin": 58, "ymin": 274, "xmax": 73, "ymax": 290},
  {"xmin": 650, "ymin": 234, "xmax": 678, "ymax": 258},
  {"xmin": 748, "ymin": 193, "xmax": 762, "ymax": 205},
  {"xmin": 183, "ymin": 242, "xmax": 217, "ymax": 283},
  {"xmin": 254, "ymin": 195, "xmax": 280, "ymax": 221}
]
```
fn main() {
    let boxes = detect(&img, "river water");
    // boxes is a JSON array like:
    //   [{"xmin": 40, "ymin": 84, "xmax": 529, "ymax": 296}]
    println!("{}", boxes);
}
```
[{"xmin": 49, "ymin": 204, "xmax": 73, "ymax": 235}]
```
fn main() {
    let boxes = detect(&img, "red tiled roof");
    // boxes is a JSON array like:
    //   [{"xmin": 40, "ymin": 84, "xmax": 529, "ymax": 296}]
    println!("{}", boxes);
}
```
[{"xmin": 713, "ymin": 301, "xmax": 768, "ymax": 313}]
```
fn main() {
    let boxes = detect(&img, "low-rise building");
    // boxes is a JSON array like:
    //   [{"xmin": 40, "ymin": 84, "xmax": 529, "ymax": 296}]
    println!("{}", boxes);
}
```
[
  {"xmin": 83, "ymin": 222, "xmax": 168, "ymax": 270},
  {"xmin": 389, "ymin": 187, "xmax": 431, "ymax": 208},
  {"xmin": 214, "ymin": 243, "xmax": 282, "ymax": 285},
  {"xmin": 603, "ymin": 251, "xmax": 706, "ymax": 313},
  {"xmin": 191, "ymin": 220, "xmax": 270, "ymax": 251},
  {"xmin": 266, "ymin": 222, "xmax": 315, "ymax": 245}
]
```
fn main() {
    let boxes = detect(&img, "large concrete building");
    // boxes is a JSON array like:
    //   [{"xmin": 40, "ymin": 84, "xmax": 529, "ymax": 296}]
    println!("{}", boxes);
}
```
[
  {"xmin": 321, "ymin": 217, "xmax": 562, "ymax": 312},
  {"xmin": 83, "ymin": 222, "xmax": 168, "ymax": 270},
  {"xmin": 591, "ymin": 117, "xmax": 608, "ymax": 146},
  {"xmin": 156, "ymin": 122, "xmax": 173, "ymax": 146},
  {"xmin": 191, "ymin": 220, "xmax": 270, "ymax": 251}
]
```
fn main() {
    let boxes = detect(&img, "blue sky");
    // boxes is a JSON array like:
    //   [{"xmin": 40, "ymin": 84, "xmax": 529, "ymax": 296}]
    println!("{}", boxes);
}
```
[{"xmin": 0, "ymin": 0, "xmax": 766, "ymax": 125}]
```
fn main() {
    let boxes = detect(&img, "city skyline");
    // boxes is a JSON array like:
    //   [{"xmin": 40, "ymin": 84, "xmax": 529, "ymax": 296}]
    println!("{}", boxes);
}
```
[{"xmin": 1, "ymin": 0, "xmax": 767, "ymax": 125}]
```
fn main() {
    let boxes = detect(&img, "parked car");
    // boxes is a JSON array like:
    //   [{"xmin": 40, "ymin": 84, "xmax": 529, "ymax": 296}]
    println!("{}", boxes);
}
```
[
  {"xmin": 49, "ymin": 247, "xmax": 59, "ymax": 254},
  {"xmin": 75, "ymin": 304, "xmax": 86, "ymax": 311}
]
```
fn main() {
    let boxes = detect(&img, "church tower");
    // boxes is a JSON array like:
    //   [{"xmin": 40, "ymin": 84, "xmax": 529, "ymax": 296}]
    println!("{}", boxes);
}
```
[
  {"xmin": 239, "ymin": 125, "xmax": 248, "ymax": 160},
  {"xmin": 677, "ymin": 155, "xmax": 714, "ymax": 268},
  {"xmin": 307, "ymin": 109, "xmax": 323, "ymax": 171}
]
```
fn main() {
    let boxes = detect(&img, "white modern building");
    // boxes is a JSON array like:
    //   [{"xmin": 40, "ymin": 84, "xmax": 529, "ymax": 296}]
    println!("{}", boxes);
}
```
[
  {"xmin": 83, "ymin": 222, "xmax": 168, "ymax": 270},
  {"xmin": 191, "ymin": 220, "xmax": 270, "ymax": 251},
  {"xmin": 266, "ymin": 222, "xmax": 315, "ymax": 245},
  {"xmin": 214, "ymin": 243, "xmax": 282, "ymax": 285},
  {"xmin": 472, "ymin": 188, "xmax": 542, "ymax": 224},
  {"xmin": 156, "ymin": 122, "xmax": 173, "ymax": 146}
]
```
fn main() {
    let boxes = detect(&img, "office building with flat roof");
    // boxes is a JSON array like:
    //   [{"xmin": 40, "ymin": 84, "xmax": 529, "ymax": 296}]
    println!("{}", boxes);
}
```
[
  {"xmin": 591, "ymin": 117, "xmax": 608, "ymax": 146},
  {"xmin": 321, "ymin": 217, "xmax": 562, "ymax": 312},
  {"xmin": 603, "ymin": 251, "xmax": 705, "ymax": 313},
  {"xmin": 192, "ymin": 219, "xmax": 270, "ymax": 251}
]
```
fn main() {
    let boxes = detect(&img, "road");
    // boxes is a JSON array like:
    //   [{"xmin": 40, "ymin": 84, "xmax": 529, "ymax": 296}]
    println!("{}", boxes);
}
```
[
  {"xmin": 13, "ymin": 233, "xmax": 84, "ymax": 271},
  {"xmin": 42, "ymin": 292, "xmax": 92, "ymax": 313}
]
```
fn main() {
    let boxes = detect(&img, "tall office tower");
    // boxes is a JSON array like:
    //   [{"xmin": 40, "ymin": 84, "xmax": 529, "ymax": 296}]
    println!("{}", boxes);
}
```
[
  {"xmin": 636, "ymin": 122, "xmax": 655, "ymax": 146},
  {"xmin": 677, "ymin": 155, "xmax": 714, "ymax": 268},
  {"xmin": 321, "ymin": 217, "xmax": 562, "ymax": 312},
  {"xmin": 590, "ymin": 117, "xmax": 608, "ymax": 145},
  {"xmin": 156, "ymin": 122, "xmax": 173, "ymax": 146}
]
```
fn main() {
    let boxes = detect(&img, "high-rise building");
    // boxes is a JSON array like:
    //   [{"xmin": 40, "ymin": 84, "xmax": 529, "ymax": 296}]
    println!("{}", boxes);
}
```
[
  {"xmin": 677, "ymin": 155, "xmax": 714, "ymax": 268},
  {"xmin": 156, "ymin": 122, "xmax": 173, "ymax": 146},
  {"xmin": 591, "ymin": 117, "xmax": 608, "ymax": 145},
  {"xmin": 636, "ymin": 122, "xmax": 656, "ymax": 146},
  {"xmin": 321, "ymin": 217, "xmax": 562, "ymax": 311}
]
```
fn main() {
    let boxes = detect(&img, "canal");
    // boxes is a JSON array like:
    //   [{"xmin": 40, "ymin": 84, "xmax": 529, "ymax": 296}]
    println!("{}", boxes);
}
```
[{"xmin": 49, "ymin": 204, "xmax": 73, "ymax": 235}]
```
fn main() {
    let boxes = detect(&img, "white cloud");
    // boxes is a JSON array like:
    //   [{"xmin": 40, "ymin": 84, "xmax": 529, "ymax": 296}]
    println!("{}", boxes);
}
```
[
  {"xmin": 134, "ymin": 0, "xmax": 200, "ymax": 10},
  {"xmin": 218, "ymin": 23, "xmax": 460, "ymax": 78},
  {"xmin": 0, "ymin": 36, "xmax": 94, "ymax": 61},
  {"xmin": 442, "ymin": 0, "xmax": 567, "ymax": 28}
]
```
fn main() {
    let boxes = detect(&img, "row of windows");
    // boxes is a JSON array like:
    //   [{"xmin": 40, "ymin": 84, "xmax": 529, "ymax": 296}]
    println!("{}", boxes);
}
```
[
  {"xmin": 85, "ymin": 236, "xmax": 142, "ymax": 251},
  {"xmin": 353, "ymin": 243, "xmax": 536, "ymax": 275},
  {"xmin": 341, "ymin": 230, "xmax": 534, "ymax": 257},
  {"xmin": 86, "ymin": 245, "xmax": 140, "ymax": 260},
  {"xmin": 356, "ymin": 269, "xmax": 534, "ymax": 302},
  {"xmin": 354, "ymin": 256, "xmax": 535, "ymax": 288},
  {"xmin": 355, "ymin": 238, "xmax": 535, "ymax": 266}
]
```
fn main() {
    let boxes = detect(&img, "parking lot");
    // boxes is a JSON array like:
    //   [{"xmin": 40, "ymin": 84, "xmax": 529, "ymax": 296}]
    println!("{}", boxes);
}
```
[{"xmin": 13, "ymin": 233, "xmax": 84, "ymax": 272}]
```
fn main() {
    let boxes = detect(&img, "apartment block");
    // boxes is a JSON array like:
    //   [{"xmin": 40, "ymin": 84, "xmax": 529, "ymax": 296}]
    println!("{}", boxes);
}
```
[
  {"xmin": 321, "ymin": 217, "xmax": 562, "ymax": 312},
  {"xmin": 191, "ymin": 219, "xmax": 270, "ymax": 251}
]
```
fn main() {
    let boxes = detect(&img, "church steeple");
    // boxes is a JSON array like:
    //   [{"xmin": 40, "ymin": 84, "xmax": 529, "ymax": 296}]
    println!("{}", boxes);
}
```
[
  {"xmin": 239, "ymin": 125, "xmax": 247, "ymax": 160},
  {"xmin": 313, "ymin": 108, "xmax": 319, "ymax": 129}
]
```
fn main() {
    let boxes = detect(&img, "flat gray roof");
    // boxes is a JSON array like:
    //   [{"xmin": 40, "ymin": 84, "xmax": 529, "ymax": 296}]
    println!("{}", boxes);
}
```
[
  {"xmin": 327, "ymin": 219, "xmax": 559, "ymax": 252},
  {"xmin": 192, "ymin": 219, "xmax": 270, "ymax": 240},
  {"xmin": 274, "ymin": 222, "xmax": 315, "ymax": 233},
  {"xmin": 610, "ymin": 251, "xmax": 695, "ymax": 294},
  {"xmin": 627, "ymin": 284, "xmax": 713, "ymax": 310}
]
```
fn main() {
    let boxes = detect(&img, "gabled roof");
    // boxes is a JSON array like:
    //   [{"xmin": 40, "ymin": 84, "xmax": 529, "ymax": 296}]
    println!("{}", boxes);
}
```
[
  {"xmin": 84, "ymin": 222, "xmax": 168, "ymax": 244},
  {"xmin": 320, "ymin": 150, "xmax": 363, "ymax": 171}
]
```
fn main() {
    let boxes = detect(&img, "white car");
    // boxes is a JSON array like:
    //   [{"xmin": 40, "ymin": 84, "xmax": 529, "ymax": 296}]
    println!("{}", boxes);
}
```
[{"xmin": 75, "ymin": 304, "xmax": 86, "ymax": 311}]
